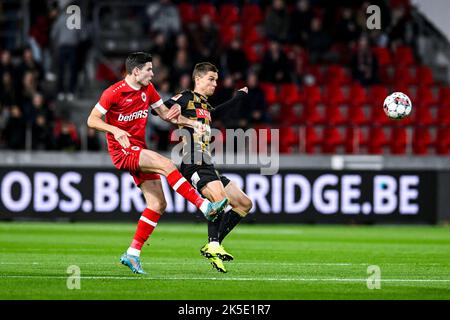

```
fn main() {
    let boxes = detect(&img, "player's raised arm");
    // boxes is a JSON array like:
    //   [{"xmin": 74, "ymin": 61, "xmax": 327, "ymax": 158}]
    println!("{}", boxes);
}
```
[
  {"xmin": 213, "ymin": 87, "xmax": 248, "ymax": 113},
  {"xmin": 87, "ymin": 106, "xmax": 131, "ymax": 148}
]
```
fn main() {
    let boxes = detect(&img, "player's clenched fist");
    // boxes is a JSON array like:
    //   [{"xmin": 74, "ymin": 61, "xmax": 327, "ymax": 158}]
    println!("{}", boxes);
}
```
[{"xmin": 112, "ymin": 127, "xmax": 131, "ymax": 148}]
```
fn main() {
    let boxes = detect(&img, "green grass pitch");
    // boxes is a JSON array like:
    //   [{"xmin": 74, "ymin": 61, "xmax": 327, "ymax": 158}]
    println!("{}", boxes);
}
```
[{"xmin": 0, "ymin": 222, "xmax": 449, "ymax": 300}]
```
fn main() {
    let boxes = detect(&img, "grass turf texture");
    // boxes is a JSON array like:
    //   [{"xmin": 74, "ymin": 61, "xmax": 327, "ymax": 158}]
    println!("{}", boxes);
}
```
[{"xmin": 0, "ymin": 222, "xmax": 449, "ymax": 300}]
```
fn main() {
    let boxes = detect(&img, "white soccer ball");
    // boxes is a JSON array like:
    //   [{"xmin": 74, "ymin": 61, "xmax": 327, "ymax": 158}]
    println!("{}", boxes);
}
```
[{"xmin": 383, "ymin": 92, "xmax": 413, "ymax": 120}]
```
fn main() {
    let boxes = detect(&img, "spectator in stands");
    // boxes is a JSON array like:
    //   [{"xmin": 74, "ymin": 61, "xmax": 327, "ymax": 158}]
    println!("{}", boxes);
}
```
[
  {"xmin": 388, "ymin": 5, "xmax": 415, "ymax": 47},
  {"xmin": 335, "ymin": 7, "xmax": 360, "ymax": 45},
  {"xmin": 86, "ymin": 127, "xmax": 101, "ymax": 151},
  {"xmin": 288, "ymin": 0, "xmax": 313, "ymax": 46},
  {"xmin": 192, "ymin": 15, "xmax": 220, "ymax": 64},
  {"xmin": 54, "ymin": 118, "xmax": 80, "ymax": 151},
  {"xmin": 18, "ymin": 47, "xmax": 44, "ymax": 83},
  {"xmin": 151, "ymin": 54, "xmax": 170, "ymax": 87},
  {"xmin": 146, "ymin": 0, "xmax": 181, "ymax": 38},
  {"xmin": 3, "ymin": 105, "xmax": 26, "ymax": 150},
  {"xmin": 174, "ymin": 73, "xmax": 192, "ymax": 94},
  {"xmin": 351, "ymin": 35, "xmax": 379, "ymax": 86},
  {"xmin": 264, "ymin": 0, "xmax": 290, "ymax": 43},
  {"xmin": 51, "ymin": 4, "xmax": 82, "ymax": 101},
  {"xmin": 209, "ymin": 74, "xmax": 235, "ymax": 127},
  {"xmin": 306, "ymin": 17, "xmax": 332, "ymax": 64},
  {"xmin": 0, "ymin": 50, "xmax": 16, "ymax": 79},
  {"xmin": 170, "ymin": 49, "xmax": 192, "ymax": 91},
  {"xmin": 32, "ymin": 113, "xmax": 55, "ymax": 150},
  {"xmin": 221, "ymin": 39, "xmax": 248, "ymax": 82},
  {"xmin": 150, "ymin": 32, "xmax": 173, "ymax": 66},
  {"xmin": 0, "ymin": 72, "xmax": 17, "ymax": 106},
  {"xmin": 20, "ymin": 71, "xmax": 38, "ymax": 110},
  {"xmin": 246, "ymin": 71, "xmax": 269, "ymax": 125},
  {"xmin": 260, "ymin": 39, "xmax": 292, "ymax": 83}
]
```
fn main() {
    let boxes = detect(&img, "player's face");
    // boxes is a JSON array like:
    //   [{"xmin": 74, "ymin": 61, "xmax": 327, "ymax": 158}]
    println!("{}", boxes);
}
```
[
  {"xmin": 198, "ymin": 71, "xmax": 218, "ymax": 96},
  {"xmin": 135, "ymin": 62, "xmax": 154, "ymax": 86}
]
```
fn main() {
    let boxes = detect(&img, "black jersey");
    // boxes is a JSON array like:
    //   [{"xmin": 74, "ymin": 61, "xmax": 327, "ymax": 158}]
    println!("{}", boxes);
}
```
[
  {"xmin": 164, "ymin": 90, "xmax": 246, "ymax": 165},
  {"xmin": 165, "ymin": 90, "xmax": 214, "ymax": 165}
]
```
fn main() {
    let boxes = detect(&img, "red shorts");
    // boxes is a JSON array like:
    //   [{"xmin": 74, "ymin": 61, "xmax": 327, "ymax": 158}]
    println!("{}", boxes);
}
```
[{"xmin": 109, "ymin": 145, "xmax": 160, "ymax": 186}]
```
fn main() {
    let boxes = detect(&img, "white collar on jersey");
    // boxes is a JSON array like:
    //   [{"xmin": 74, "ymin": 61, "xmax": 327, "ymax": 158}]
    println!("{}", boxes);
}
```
[{"xmin": 125, "ymin": 78, "xmax": 141, "ymax": 91}]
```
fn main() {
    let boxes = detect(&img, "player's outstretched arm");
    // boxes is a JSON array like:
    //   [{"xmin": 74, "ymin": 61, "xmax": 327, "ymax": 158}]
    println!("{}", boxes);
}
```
[
  {"xmin": 87, "ymin": 107, "xmax": 131, "ymax": 148},
  {"xmin": 153, "ymin": 103, "xmax": 206, "ymax": 134},
  {"xmin": 213, "ymin": 87, "xmax": 248, "ymax": 113}
]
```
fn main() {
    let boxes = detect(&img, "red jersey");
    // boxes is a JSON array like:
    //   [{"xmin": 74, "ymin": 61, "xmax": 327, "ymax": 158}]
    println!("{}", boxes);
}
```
[{"xmin": 95, "ymin": 79, "xmax": 162, "ymax": 150}]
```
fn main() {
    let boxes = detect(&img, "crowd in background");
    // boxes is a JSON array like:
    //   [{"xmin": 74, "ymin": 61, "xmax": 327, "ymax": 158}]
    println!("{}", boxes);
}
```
[{"xmin": 0, "ymin": 0, "xmax": 415, "ymax": 151}]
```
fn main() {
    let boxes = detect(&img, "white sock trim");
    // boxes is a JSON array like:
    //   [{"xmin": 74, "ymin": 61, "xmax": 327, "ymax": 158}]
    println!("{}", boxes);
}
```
[
  {"xmin": 140, "ymin": 216, "xmax": 157, "ymax": 227},
  {"xmin": 127, "ymin": 247, "xmax": 141, "ymax": 257},
  {"xmin": 199, "ymin": 200, "xmax": 210, "ymax": 214},
  {"xmin": 209, "ymin": 241, "xmax": 220, "ymax": 248},
  {"xmin": 172, "ymin": 177, "xmax": 187, "ymax": 191}
]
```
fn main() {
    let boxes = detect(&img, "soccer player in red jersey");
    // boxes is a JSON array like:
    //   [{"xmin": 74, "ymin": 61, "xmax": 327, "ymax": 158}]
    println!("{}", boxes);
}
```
[{"xmin": 87, "ymin": 52, "xmax": 228, "ymax": 274}]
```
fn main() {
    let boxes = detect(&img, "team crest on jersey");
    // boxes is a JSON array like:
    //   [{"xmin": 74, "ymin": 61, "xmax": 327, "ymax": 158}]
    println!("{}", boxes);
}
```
[{"xmin": 141, "ymin": 92, "xmax": 147, "ymax": 102}]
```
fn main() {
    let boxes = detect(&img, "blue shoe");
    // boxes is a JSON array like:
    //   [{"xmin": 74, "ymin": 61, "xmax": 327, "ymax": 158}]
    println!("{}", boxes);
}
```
[
  {"xmin": 120, "ymin": 253, "xmax": 147, "ymax": 274},
  {"xmin": 204, "ymin": 198, "xmax": 229, "ymax": 222}
]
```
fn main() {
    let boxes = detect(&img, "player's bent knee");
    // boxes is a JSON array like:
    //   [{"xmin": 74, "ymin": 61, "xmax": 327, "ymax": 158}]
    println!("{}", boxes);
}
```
[
  {"xmin": 148, "ymin": 200, "xmax": 167, "ymax": 214},
  {"xmin": 239, "ymin": 196, "xmax": 253, "ymax": 214}
]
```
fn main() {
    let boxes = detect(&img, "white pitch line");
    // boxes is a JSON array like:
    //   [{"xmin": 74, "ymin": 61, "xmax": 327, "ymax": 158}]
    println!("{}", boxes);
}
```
[{"xmin": 0, "ymin": 275, "xmax": 450, "ymax": 283}]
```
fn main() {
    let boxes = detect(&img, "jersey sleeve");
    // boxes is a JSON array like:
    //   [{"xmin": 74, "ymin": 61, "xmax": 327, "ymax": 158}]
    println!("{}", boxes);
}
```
[
  {"xmin": 147, "ymin": 83, "xmax": 163, "ymax": 110},
  {"xmin": 95, "ymin": 87, "xmax": 115, "ymax": 115},
  {"xmin": 165, "ymin": 91, "xmax": 190, "ymax": 110}
]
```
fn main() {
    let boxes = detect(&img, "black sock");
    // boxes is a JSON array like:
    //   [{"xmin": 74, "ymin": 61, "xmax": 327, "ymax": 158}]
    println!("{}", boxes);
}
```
[
  {"xmin": 208, "ymin": 213, "xmax": 222, "ymax": 243},
  {"xmin": 218, "ymin": 210, "xmax": 243, "ymax": 243}
]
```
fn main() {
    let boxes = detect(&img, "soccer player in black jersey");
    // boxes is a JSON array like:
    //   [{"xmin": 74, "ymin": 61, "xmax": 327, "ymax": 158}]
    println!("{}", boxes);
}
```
[{"xmin": 164, "ymin": 62, "xmax": 253, "ymax": 273}]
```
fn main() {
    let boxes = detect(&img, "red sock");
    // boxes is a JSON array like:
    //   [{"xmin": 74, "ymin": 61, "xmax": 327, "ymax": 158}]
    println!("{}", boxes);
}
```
[
  {"xmin": 130, "ymin": 208, "xmax": 161, "ymax": 250},
  {"xmin": 167, "ymin": 169, "xmax": 205, "ymax": 209}
]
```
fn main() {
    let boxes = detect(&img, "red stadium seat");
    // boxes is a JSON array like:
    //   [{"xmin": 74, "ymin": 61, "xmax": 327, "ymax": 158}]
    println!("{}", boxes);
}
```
[
  {"xmin": 324, "ymin": 85, "xmax": 347, "ymax": 106},
  {"xmin": 260, "ymin": 83, "xmax": 279, "ymax": 105},
  {"xmin": 243, "ymin": 43, "xmax": 264, "ymax": 64},
  {"xmin": 304, "ymin": 85, "xmax": 323, "ymax": 107},
  {"xmin": 198, "ymin": 3, "xmax": 218, "ymax": 22},
  {"xmin": 344, "ymin": 126, "xmax": 366, "ymax": 154},
  {"xmin": 178, "ymin": 3, "xmax": 196, "ymax": 24},
  {"xmin": 325, "ymin": 65, "xmax": 352, "ymax": 86},
  {"xmin": 322, "ymin": 126, "xmax": 345, "ymax": 154},
  {"xmin": 219, "ymin": 24, "xmax": 238, "ymax": 47},
  {"xmin": 372, "ymin": 47, "xmax": 392, "ymax": 67},
  {"xmin": 390, "ymin": 126, "xmax": 409, "ymax": 154},
  {"xmin": 302, "ymin": 126, "xmax": 323, "ymax": 154},
  {"xmin": 241, "ymin": 25, "xmax": 264, "ymax": 45},
  {"xmin": 348, "ymin": 83, "xmax": 368, "ymax": 107},
  {"xmin": 417, "ymin": 66, "xmax": 434, "ymax": 87},
  {"xmin": 302, "ymin": 103, "xmax": 324, "ymax": 125},
  {"xmin": 325, "ymin": 104, "xmax": 347, "ymax": 125},
  {"xmin": 280, "ymin": 126, "xmax": 300, "ymax": 153},
  {"xmin": 241, "ymin": 4, "xmax": 264, "ymax": 26},
  {"xmin": 436, "ymin": 105, "xmax": 450, "ymax": 126},
  {"xmin": 412, "ymin": 127, "xmax": 433, "ymax": 155},
  {"xmin": 435, "ymin": 127, "xmax": 450, "ymax": 155},
  {"xmin": 304, "ymin": 65, "xmax": 324, "ymax": 85},
  {"xmin": 393, "ymin": 66, "xmax": 415, "ymax": 86},
  {"xmin": 438, "ymin": 86, "xmax": 450, "ymax": 106},
  {"xmin": 218, "ymin": 4, "xmax": 240, "ymax": 25},
  {"xmin": 367, "ymin": 127, "xmax": 389, "ymax": 154},
  {"xmin": 413, "ymin": 103, "xmax": 435, "ymax": 126},
  {"xmin": 393, "ymin": 46, "xmax": 416, "ymax": 67},
  {"xmin": 416, "ymin": 85, "xmax": 438, "ymax": 107},
  {"xmin": 279, "ymin": 83, "xmax": 304, "ymax": 107},
  {"xmin": 347, "ymin": 105, "xmax": 369, "ymax": 126}
]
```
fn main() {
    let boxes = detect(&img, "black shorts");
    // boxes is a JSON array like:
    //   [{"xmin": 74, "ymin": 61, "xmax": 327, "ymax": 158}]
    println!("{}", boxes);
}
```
[{"xmin": 180, "ymin": 163, "xmax": 231, "ymax": 192}]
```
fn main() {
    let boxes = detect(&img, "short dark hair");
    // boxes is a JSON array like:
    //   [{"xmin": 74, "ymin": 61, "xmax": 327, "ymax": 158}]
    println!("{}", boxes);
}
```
[
  {"xmin": 125, "ymin": 52, "xmax": 152, "ymax": 74},
  {"xmin": 192, "ymin": 62, "xmax": 218, "ymax": 82}
]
